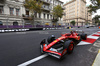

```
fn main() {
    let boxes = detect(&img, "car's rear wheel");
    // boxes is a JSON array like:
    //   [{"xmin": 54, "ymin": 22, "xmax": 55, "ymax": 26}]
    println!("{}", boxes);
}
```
[
  {"xmin": 63, "ymin": 40, "xmax": 74, "ymax": 54},
  {"xmin": 81, "ymin": 33, "xmax": 87, "ymax": 40}
]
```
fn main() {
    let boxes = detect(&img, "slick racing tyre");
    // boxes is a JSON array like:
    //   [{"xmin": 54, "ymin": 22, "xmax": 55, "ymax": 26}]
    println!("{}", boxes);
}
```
[
  {"xmin": 63, "ymin": 40, "xmax": 74, "ymax": 54},
  {"xmin": 40, "ymin": 39, "xmax": 46, "ymax": 54},
  {"xmin": 81, "ymin": 33, "xmax": 87, "ymax": 40},
  {"xmin": 47, "ymin": 35, "xmax": 55, "ymax": 43},
  {"xmin": 40, "ymin": 44, "xmax": 44, "ymax": 54}
]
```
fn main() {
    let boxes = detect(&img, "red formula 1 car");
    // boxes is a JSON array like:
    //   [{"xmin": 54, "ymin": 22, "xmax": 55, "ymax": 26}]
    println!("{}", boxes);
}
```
[{"xmin": 40, "ymin": 30, "xmax": 87, "ymax": 59}]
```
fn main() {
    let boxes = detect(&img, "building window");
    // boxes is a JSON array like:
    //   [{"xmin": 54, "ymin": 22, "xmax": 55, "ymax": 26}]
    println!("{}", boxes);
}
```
[
  {"xmin": 44, "ymin": 13, "xmax": 45, "ymax": 19},
  {"xmin": 39, "ymin": 13, "xmax": 41, "ymax": 18},
  {"xmin": 47, "ymin": 14, "xmax": 49, "ymax": 19},
  {"xmin": 50, "ymin": 15, "xmax": 52, "ymax": 19},
  {"xmin": 13, "ymin": 22, "xmax": 18, "ymax": 26},
  {"xmin": 35, "ymin": 12, "xmax": 37, "ymax": 18},
  {"xmin": 10, "ymin": 8, "xmax": 14, "ymax": 15},
  {"xmin": 0, "ymin": 6, "xmax": 3, "ymax": 14},
  {"xmin": 0, "ymin": 21, "xmax": 3, "ymax": 25},
  {"xmin": 16, "ymin": 9, "xmax": 20, "ymax": 16},
  {"xmin": 47, "ymin": 0, "xmax": 48, "ymax": 2},
  {"xmin": 26, "ymin": 10, "xmax": 29, "ymax": 16}
]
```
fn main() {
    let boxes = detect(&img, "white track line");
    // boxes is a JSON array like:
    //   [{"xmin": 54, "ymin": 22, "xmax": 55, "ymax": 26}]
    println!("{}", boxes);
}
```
[
  {"xmin": 78, "ymin": 41, "xmax": 91, "ymax": 45},
  {"xmin": 18, "ymin": 54, "xmax": 48, "ymax": 66},
  {"xmin": 87, "ymin": 35, "xmax": 99, "ymax": 39}
]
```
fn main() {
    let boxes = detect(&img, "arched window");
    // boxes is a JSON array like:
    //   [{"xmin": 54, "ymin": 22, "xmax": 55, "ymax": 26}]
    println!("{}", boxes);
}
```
[
  {"xmin": 0, "ymin": 21, "xmax": 3, "ymax": 25},
  {"xmin": 13, "ymin": 22, "xmax": 18, "ymax": 26}
]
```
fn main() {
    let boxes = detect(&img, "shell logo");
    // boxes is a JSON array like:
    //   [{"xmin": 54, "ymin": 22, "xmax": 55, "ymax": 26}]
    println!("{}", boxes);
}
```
[{"xmin": 54, "ymin": 40, "xmax": 57, "ymax": 42}]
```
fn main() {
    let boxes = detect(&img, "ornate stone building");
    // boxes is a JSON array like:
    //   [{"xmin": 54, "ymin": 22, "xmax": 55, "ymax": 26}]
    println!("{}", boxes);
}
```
[{"xmin": 0, "ymin": 0, "xmax": 64, "ymax": 26}]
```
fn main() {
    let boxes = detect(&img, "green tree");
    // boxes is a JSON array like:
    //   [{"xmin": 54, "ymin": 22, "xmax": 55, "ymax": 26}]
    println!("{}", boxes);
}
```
[
  {"xmin": 88, "ymin": 0, "xmax": 100, "ymax": 13},
  {"xmin": 52, "ymin": 5, "xmax": 63, "ymax": 25},
  {"xmin": 93, "ymin": 15, "xmax": 100, "ymax": 25},
  {"xmin": 70, "ymin": 20, "xmax": 75, "ymax": 26},
  {"xmin": 85, "ymin": 22, "xmax": 89, "ymax": 25},
  {"xmin": 24, "ymin": 0, "xmax": 43, "ymax": 26}
]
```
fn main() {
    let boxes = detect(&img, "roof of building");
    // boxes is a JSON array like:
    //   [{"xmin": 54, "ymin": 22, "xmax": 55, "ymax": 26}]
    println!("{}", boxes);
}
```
[
  {"xmin": 63, "ymin": 0, "xmax": 86, "ymax": 6},
  {"xmin": 63, "ymin": 0, "xmax": 76, "ymax": 6}
]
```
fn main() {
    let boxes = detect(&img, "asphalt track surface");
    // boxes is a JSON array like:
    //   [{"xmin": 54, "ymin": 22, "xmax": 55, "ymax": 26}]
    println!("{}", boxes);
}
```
[{"xmin": 0, "ymin": 27, "xmax": 100, "ymax": 66}]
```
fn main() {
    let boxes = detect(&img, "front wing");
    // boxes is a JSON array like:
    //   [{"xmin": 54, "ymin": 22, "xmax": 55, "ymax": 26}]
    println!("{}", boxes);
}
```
[{"xmin": 44, "ymin": 47, "xmax": 67, "ymax": 59}]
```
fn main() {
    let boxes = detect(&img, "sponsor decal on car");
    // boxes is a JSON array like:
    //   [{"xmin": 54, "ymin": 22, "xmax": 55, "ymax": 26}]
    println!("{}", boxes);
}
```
[
  {"xmin": 54, "ymin": 40, "xmax": 57, "ymax": 42},
  {"xmin": 50, "ymin": 48, "xmax": 57, "ymax": 52}
]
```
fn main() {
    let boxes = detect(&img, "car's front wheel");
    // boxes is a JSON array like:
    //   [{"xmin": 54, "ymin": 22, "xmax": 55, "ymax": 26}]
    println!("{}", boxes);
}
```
[
  {"xmin": 63, "ymin": 40, "xmax": 74, "ymax": 54},
  {"xmin": 47, "ymin": 35, "xmax": 55, "ymax": 43}
]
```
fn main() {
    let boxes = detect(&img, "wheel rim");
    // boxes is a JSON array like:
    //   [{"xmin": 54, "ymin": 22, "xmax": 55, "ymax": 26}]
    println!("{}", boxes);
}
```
[{"xmin": 68, "ymin": 44, "xmax": 74, "ymax": 51}]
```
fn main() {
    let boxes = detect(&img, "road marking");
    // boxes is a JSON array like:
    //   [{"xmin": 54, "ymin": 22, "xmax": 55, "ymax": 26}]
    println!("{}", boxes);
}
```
[
  {"xmin": 92, "ymin": 49, "xmax": 100, "ymax": 66},
  {"xmin": 16, "ymin": 32, "xmax": 26, "ymax": 34},
  {"xmin": 92, "ymin": 34, "xmax": 100, "ymax": 37},
  {"xmin": 87, "ymin": 35, "xmax": 99, "ymax": 39},
  {"xmin": 18, "ymin": 54, "xmax": 48, "ymax": 66},
  {"xmin": 78, "ymin": 41, "xmax": 91, "ymax": 45}
]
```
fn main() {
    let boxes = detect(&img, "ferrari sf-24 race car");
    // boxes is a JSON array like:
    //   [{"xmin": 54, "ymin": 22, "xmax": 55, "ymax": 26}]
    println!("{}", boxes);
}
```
[{"xmin": 40, "ymin": 30, "xmax": 87, "ymax": 59}]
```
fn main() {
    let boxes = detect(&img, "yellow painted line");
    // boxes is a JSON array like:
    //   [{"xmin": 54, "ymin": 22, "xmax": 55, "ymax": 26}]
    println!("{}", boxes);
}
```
[
  {"xmin": 98, "ymin": 50, "xmax": 100, "ymax": 53},
  {"xmin": 92, "ymin": 49, "xmax": 100, "ymax": 66}
]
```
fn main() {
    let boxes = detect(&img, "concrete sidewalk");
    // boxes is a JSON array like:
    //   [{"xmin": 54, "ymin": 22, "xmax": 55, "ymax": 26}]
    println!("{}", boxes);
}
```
[{"xmin": 92, "ymin": 49, "xmax": 100, "ymax": 66}]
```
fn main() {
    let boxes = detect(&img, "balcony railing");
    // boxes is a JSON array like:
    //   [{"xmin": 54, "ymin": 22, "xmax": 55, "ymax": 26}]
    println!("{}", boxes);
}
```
[
  {"xmin": 40, "ymin": 0, "xmax": 50, "ymax": 4},
  {"xmin": 22, "ymin": 15, "xmax": 32, "ymax": 20},
  {"xmin": 0, "ymin": 14, "xmax": 21, "ymax": 18},
  {"xmin": 42, "ymin": 6, "xmax": 50, "ymax": 11},
  {"xmin": 42, "ymin": 8, "xmax": 50, "ymax": 11}
]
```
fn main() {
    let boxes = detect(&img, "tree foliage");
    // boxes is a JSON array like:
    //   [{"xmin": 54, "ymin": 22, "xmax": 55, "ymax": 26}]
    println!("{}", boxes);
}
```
[
  {"xmin": 70, "ymin": 20, "xmax": 75, "ymax": 26},
  {"xmin": 93, "ymin": 15, "xmax": 100, "ymax": 25},
  {"xmin": 24, "ymin": 0, "xmax": 43, "ymax": 15},
  {"xmin": 85, "ymin": 22, "xmax": 89, "ymax": 25},
  {"xmin": 88, "ymin": 0, "xmax": 100, "ymax": 13},
  {"xmin": 24, "ymin": 0, "xmax": 43, "ymax": 26},
  {"xmin": 52, "ymin": 5, "xmax": 63, "ymax": 22}
]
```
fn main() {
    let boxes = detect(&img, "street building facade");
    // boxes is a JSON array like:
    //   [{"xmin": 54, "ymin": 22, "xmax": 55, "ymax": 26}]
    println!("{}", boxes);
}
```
[
  {"xmin": 0, "ymin": 0, "xmax": 24, "ymax": 26},
  {"xmin": 23, "ymin": 0, "xmax": 64, "ymax": 26},
  {"xmin": 0, "ymin": 0, "xmax": 64, "ymax": 27},
  {"xmin": 63, "ymin": 0, "xmax": 92, "ymax": 26}
]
